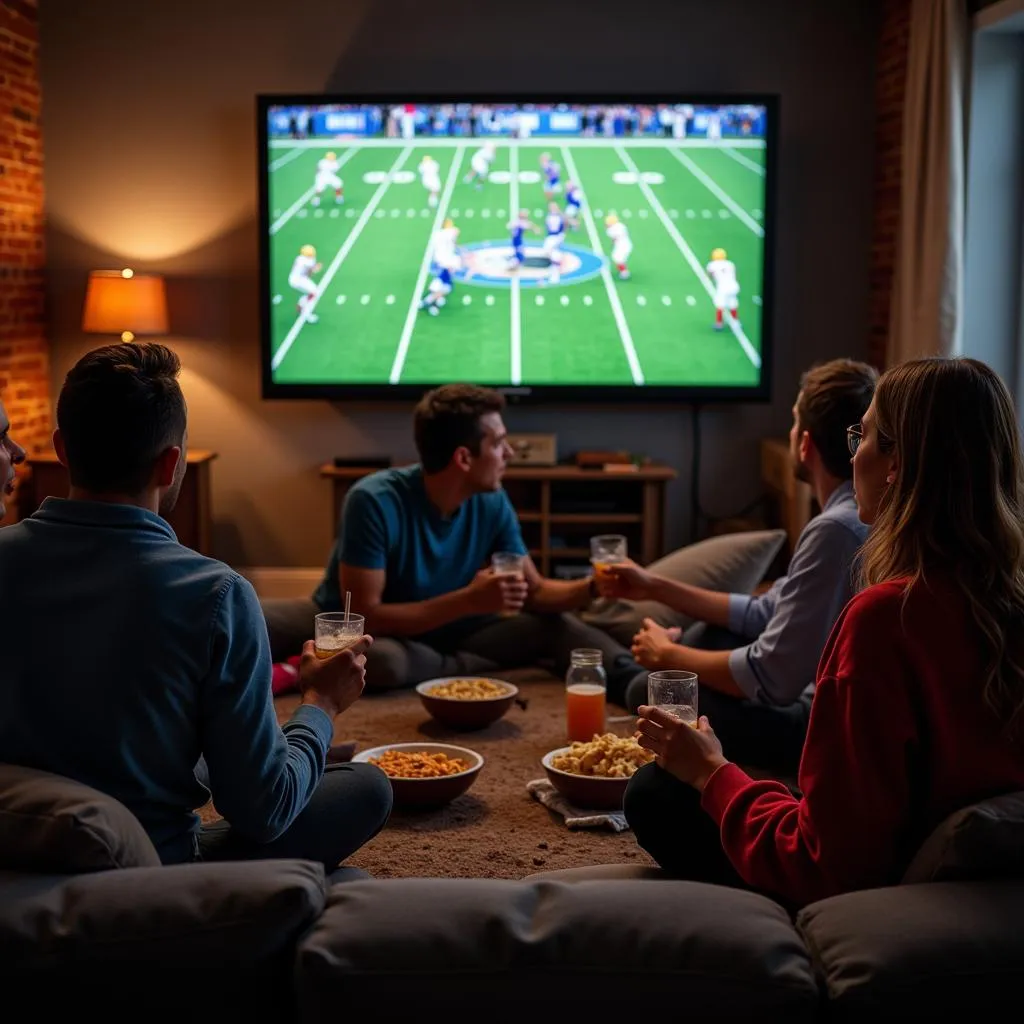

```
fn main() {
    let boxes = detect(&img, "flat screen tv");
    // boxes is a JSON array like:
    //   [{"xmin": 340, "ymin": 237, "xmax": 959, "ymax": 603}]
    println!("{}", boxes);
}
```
[{"xmin": 257, "ymin": 95, "xmax": 777, "ymax": 403}]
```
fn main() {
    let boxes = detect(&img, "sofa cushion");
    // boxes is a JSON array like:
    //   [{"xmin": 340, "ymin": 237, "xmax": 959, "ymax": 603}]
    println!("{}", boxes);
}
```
[
  {"xmin": 0, "ymin": 763, "xmax": 160, "ymax": 873},
  {"xmin": 297, "ymin": 878, "xmax": 819, "ymax": 1022},
  {"xmin": 797, "ymin": 880, "xmax": 1024, "ymax": 1015},
  {"xmin": 581, "ymin": 530, "xmax": 787, "ymax": 646},
  {"xmin": 901, "ymin": 790, "xmax": 1024, "ymax": 883},
  {"xmin": 0, "ymin": 859, "xmax": 328, "ymax": 1015}
]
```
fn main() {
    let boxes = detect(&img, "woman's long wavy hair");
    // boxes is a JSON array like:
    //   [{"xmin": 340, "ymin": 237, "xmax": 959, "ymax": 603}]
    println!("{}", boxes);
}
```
[{"xmin": 860, "ymin": 357, "xmax": 1024, "ymax": 737}]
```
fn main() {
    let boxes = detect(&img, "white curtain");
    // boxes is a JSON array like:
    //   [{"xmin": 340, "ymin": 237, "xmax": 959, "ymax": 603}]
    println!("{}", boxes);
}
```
[{"xmin": 888, "ymin": 0, "xmax": 969, "ymax": 366}]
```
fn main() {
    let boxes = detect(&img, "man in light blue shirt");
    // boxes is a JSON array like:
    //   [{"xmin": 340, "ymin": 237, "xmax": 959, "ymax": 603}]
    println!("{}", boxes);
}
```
[
  {"xmin": 600, "ymin": 359, "xmax": 877, "ymax": 773},
  {"xmin": 0, "ymin": 344, "xmax": 392, "ymax": 868}
]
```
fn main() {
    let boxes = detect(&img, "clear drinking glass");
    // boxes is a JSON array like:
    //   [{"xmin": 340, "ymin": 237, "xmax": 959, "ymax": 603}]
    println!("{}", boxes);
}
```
[
  {"xmin": 491, "ymin": 551, "xmax": 526, "ymax": 617},
  {"xmin": 566, "ymin": 648, "xmax": 607, "ymax": 743},
  {"xmin": 590, "ymin": 534, "xmax": 628, "ymax": 583},
  {"xmin": 647, "ymin": 670, "xmax": 698, "ymax": 726},
  {"xmin": 314, "ymin": 612, "xmax": 365, "ymax": 659}
]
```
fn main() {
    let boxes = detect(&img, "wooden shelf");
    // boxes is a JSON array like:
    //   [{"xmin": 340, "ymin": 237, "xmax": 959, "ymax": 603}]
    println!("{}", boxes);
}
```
[{"xmin": 320, "ymin": 462, "xmax": 676, "ymax": 575}]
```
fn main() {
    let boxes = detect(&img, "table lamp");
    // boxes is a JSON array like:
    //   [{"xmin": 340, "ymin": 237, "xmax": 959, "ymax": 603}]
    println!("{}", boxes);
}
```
[{"xmin": 82, "ymin": 268, "xmax": 169, "ymax": 343}]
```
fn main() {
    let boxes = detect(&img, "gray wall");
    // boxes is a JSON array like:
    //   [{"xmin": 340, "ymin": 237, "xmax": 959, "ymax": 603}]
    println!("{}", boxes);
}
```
[
  {"xmin": 964, "ymin": 29, "xmax": 1024, "ymax": 386},
  {"xmin": 40, "ymin": 0, "xmax": 879, "ymax": 567}
]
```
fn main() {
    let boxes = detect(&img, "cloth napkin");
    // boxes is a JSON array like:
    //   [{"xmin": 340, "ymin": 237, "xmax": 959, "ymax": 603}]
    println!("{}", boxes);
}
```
[{"xmin": 526, "ymin": 778, "xmax": 630, "ymax": 832}]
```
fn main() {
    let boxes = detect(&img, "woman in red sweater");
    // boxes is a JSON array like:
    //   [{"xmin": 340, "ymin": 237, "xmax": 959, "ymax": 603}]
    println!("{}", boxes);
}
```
[{"xmin": 624, "ymin": 357, "xmax": 1024, "ymax": 908}]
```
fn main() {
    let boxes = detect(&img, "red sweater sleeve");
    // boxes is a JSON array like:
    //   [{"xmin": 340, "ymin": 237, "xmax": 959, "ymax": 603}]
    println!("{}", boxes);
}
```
[{"xmin": 700, "ymin": 585, "xmax": 920, "ymax": 906}]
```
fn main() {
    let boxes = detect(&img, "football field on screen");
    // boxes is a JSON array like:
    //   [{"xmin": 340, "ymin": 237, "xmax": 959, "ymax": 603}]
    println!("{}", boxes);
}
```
[{"xmin": 267, "ymin": 139, "xmax": 767, "ymax": 388}]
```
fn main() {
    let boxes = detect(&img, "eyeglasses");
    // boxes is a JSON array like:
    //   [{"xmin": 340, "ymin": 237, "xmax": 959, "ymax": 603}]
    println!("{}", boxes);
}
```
[{"xmin": 846, "ymin": 424, "xmax": 863, "ymax": 456}]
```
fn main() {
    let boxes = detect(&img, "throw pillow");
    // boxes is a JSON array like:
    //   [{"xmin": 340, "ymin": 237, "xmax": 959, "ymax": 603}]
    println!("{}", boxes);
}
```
[
  {"xmin": 0, "ymin": 763, "xmax": 161, "ymax": 873},
  {"xmin": 580, "ymin": 529, "xmax": 787, "ymax": 647},
  {"xmin": 902, "ymin": 791, "xmax": 1024, "ymax": 883}
]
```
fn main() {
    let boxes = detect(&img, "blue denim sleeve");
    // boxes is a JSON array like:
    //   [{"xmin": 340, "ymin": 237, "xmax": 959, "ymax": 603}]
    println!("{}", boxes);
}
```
[
  {"xmin": 727, "ymin": 579, "xmax": 785, "ymax": 639},
  {"xmin": 727, "ymin": 518, "xmax": 861, "ymax": 705},
  {"xmin": 199, "ymin": 573, "xmax": 333, "ymax": 843}
]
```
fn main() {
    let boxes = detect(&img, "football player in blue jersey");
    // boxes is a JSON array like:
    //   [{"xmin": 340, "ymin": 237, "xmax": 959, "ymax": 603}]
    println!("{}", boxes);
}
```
[
  {"xmin": 540, "ymin": 152, "xmax": 562, "ymax": 200},
  {"xmin": 506, "ymin": 208, "xmax": 540, "ymax": 271},
  {"xmin": 564, "ymin": 180, "xmax": 583, "ymax": 230}
]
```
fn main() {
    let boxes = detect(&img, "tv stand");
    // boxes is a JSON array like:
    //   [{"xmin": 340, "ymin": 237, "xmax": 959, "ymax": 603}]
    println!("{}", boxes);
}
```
[{"xmin": 319, "ymin": 463, "xmax": 677, "ymax": 576}]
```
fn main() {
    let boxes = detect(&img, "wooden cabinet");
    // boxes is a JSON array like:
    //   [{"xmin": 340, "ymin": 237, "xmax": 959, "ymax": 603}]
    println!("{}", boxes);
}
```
[
  {"xmin": 22, "ymin": 450, "xmax": 217, "ymax": 556},
  {"xmin": 320, "ymin": 463, "xmax": 677, "ymax": 577}
]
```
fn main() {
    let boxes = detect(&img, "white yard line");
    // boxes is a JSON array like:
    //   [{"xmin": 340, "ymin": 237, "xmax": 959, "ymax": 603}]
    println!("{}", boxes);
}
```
[
  {"xmin": 721, "ymin": 146, "xmax": 766, "ymax": 176},
  {"xmin": 616, "ymin": 146, "xmax": 760, "ymax": 369},
  {"xmin": 269, "ymin": 147, "xmax": 357, "ymax": 235},
  {"xmin": 271, "ymin": 147, "xmax": 412, "ymax": 372},
  {"xmin": 269, "ymin": 147, "xmax": 305, "ymax": 172},
  {"xmin": 509, "ymin": 144, "xmax": 522, "ymax": 385},
  {"xmin": 669, "ymin": 149, "xmax": 764, "ymax": 237},
  {"xmin": 389, "ymin": 145, "xmax": 467, "ymax": 384},
  {"xmin": 269, "ymin": 138, "xmax": 768, "ymax": 150},
  {"xmin": 561, "ymin": 145, "xmax": 644, "ymax": 385}
]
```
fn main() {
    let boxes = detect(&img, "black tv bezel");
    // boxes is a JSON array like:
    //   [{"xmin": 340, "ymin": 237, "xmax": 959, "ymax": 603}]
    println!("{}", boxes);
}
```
[{"xmin": 257, "ymin": 92, "xmax": 779, "ymax": 406}]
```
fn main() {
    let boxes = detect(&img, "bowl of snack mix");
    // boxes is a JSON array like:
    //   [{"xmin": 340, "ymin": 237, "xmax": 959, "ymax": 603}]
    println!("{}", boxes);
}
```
[
  {"xmin": 352, "ymin": 742, "xmax": 484, "ymax": 807},
  {"xmin": 542, "ymin": 733, "xmax": 656, "ymax": 810},
  {"xmin": 415, "ymin": 676, "xmax": 519, "ymax": 731}
]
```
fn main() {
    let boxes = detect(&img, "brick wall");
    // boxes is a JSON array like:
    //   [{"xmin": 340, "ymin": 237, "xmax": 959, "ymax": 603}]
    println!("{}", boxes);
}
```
[
  {"xmin": 868, "ymin": 0, "xmax": 911, "ymax": 370},
  {"xmin": 0, "ymin": 0, "xmax": 48, "ymax": 524}
]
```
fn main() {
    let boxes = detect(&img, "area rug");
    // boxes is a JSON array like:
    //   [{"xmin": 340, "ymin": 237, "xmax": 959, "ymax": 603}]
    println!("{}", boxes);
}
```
[{"xmin": 205, "ymin": 671, "xmax": 655, "ymax": 879}]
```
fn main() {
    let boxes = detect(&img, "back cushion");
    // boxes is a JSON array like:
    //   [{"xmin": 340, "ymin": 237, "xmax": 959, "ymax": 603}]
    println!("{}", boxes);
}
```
[
  {"xmin": 0, "ymin": 764, "xmax": 160, "ymax": 873},
  {"xmin": 902, "ymin": 791, "xmax": 1024, "ymax": 883}
]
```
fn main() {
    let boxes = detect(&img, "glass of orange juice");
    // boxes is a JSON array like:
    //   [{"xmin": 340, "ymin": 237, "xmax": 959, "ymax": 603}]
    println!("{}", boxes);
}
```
[
  {"xmin": 590, "ymin": 534, "xmax": 627, "ymax": 585},
  {"xmin": 565, "ymin": 648, "xmax": 607, "ymax": 743},
  {"xmin": 314, "ymin": 612, "xmax": 365, "ymax": 659}
]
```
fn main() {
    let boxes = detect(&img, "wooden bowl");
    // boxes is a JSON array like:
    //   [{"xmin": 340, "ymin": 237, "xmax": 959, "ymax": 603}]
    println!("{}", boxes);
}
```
[
  {"xmin": 541, "ymin": 747, "xmax": 634, "ymax": 811},
  {"xmin": 415, "ymin": 678, "xmax": 518, "ymax": 731},
  {"xmin": 352, "ymin": 742, "xmax": 483, "ymax": 808}
]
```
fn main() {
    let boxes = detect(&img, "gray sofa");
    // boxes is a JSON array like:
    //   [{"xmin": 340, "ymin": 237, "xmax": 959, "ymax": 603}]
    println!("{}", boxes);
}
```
[{"xmin": 3, "ymin": 763, "xmax": 1023, "ymax": 1022}]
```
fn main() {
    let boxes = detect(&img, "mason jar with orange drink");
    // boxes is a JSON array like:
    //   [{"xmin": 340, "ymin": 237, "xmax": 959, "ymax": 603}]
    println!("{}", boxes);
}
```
[{"xmin": 565, "ymin": 648, "xmax": 607, "ymax": 743}]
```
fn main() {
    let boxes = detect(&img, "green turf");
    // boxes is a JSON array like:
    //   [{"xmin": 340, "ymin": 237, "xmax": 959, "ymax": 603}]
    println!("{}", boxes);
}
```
[{"xmin": 267, "ymin": 140, "xmax": 768, "ymax": 388}]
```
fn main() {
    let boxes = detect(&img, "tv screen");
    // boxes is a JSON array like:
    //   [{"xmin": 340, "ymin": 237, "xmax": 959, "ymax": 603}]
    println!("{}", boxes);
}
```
[{"xmin": 257, "ymin": 95, "xmax": 777, "ymax": 403}]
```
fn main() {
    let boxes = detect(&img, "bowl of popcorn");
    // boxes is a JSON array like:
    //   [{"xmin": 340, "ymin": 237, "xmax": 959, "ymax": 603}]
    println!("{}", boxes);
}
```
[
  {"xmin": 352, "ymin": 742, "xmax": 484, "ymax": 807},
  {"xmin": 542, "ymin": 733, "xmax": 655, "ymax": 810},
  {"xmin": 415, "ymin": 676, "xmax": 519, "ymax": 731}
]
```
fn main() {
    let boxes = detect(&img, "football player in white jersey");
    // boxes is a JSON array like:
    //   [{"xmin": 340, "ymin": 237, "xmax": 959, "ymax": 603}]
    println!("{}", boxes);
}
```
[
  {"xmin": 312, "ymin": 150, "xmax": 344, "ymax": 207},
  {"xmin": 418, "ymin": 218, "xmax": 462, "ymax": 317},
  {"xmin": 289, "ymin": 244, "xmax": 322, "ymax": 322},
  {"xmin": 418, "ymin": 154, "xmax": 442, "ymax": 208},
  {"xmin": 463, "ymin": 142, "xmax": 496, "ymax": 189},
  {"xmin": 605, "ymin": 214, "xmax": 632, "ymax": 280},
  {"xmin": 706, "ymin": 247, "xmax": 740, "ymax": 329},
  {"xmin": 541, "ymin": 202, "xmax": 566, "ymax": 285}
]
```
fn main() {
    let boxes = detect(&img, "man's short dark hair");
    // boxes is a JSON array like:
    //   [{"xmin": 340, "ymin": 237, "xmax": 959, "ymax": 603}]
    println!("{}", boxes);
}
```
[
  {"xmin": 796, "ymin": 358, "xmax": 878, "ymax": 480},
  {"xmin": 413, "ymin": 383, "xmax": 506, "ymax": 474},
  {"xmin": 56, "ymin": 343, "xmax": 187, "ymax": 494}
]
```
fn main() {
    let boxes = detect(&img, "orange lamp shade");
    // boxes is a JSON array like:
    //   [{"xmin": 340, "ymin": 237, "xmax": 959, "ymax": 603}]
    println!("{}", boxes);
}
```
[{"xmin": 82, "ymin": 269, "xmax": 169, "ymax": 343}]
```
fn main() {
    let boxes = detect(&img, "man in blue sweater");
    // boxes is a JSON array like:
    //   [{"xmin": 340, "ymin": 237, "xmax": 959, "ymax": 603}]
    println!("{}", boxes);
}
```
[{"xmin": 0, "ymin": 344, "xmax": 392, "ymax": 869}]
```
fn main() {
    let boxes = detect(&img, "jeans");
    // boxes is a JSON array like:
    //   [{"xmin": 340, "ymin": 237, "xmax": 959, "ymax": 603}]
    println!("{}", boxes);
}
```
[{"xmin": 196, "ymin": 761, "xmax": 393, "ymax": 872}]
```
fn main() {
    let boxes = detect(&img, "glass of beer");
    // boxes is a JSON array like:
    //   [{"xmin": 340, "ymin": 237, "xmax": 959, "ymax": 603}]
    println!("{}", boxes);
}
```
[
  {"xmin": 314, "ymin": 612, "xmax": 365, "ymax": 659},
  {"xmin": 491, "ymin": 551, "xmax": 526, "ymax": 617},
  {"xmin": 647, "ymin": 670, "xmax": 698, "ymax": 727},
  {"xmin": 590, "ymin": 534, "xmax": 627, "ymax": 585},
  {"xmin": 565, "ymin": 648, "xmax": 607, "ymax": 743}
]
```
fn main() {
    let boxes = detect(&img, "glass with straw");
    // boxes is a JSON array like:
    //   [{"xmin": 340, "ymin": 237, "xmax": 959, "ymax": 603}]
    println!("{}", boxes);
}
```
[{"xmin": 314, "ymin": 590, "xmax": 364, "ymax": 659}]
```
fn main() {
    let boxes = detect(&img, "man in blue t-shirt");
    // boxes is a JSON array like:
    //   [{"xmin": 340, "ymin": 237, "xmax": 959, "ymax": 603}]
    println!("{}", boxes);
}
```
[{"xmin": 264, "ymin": 384, "xmax": 635, "ymax": 694}]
